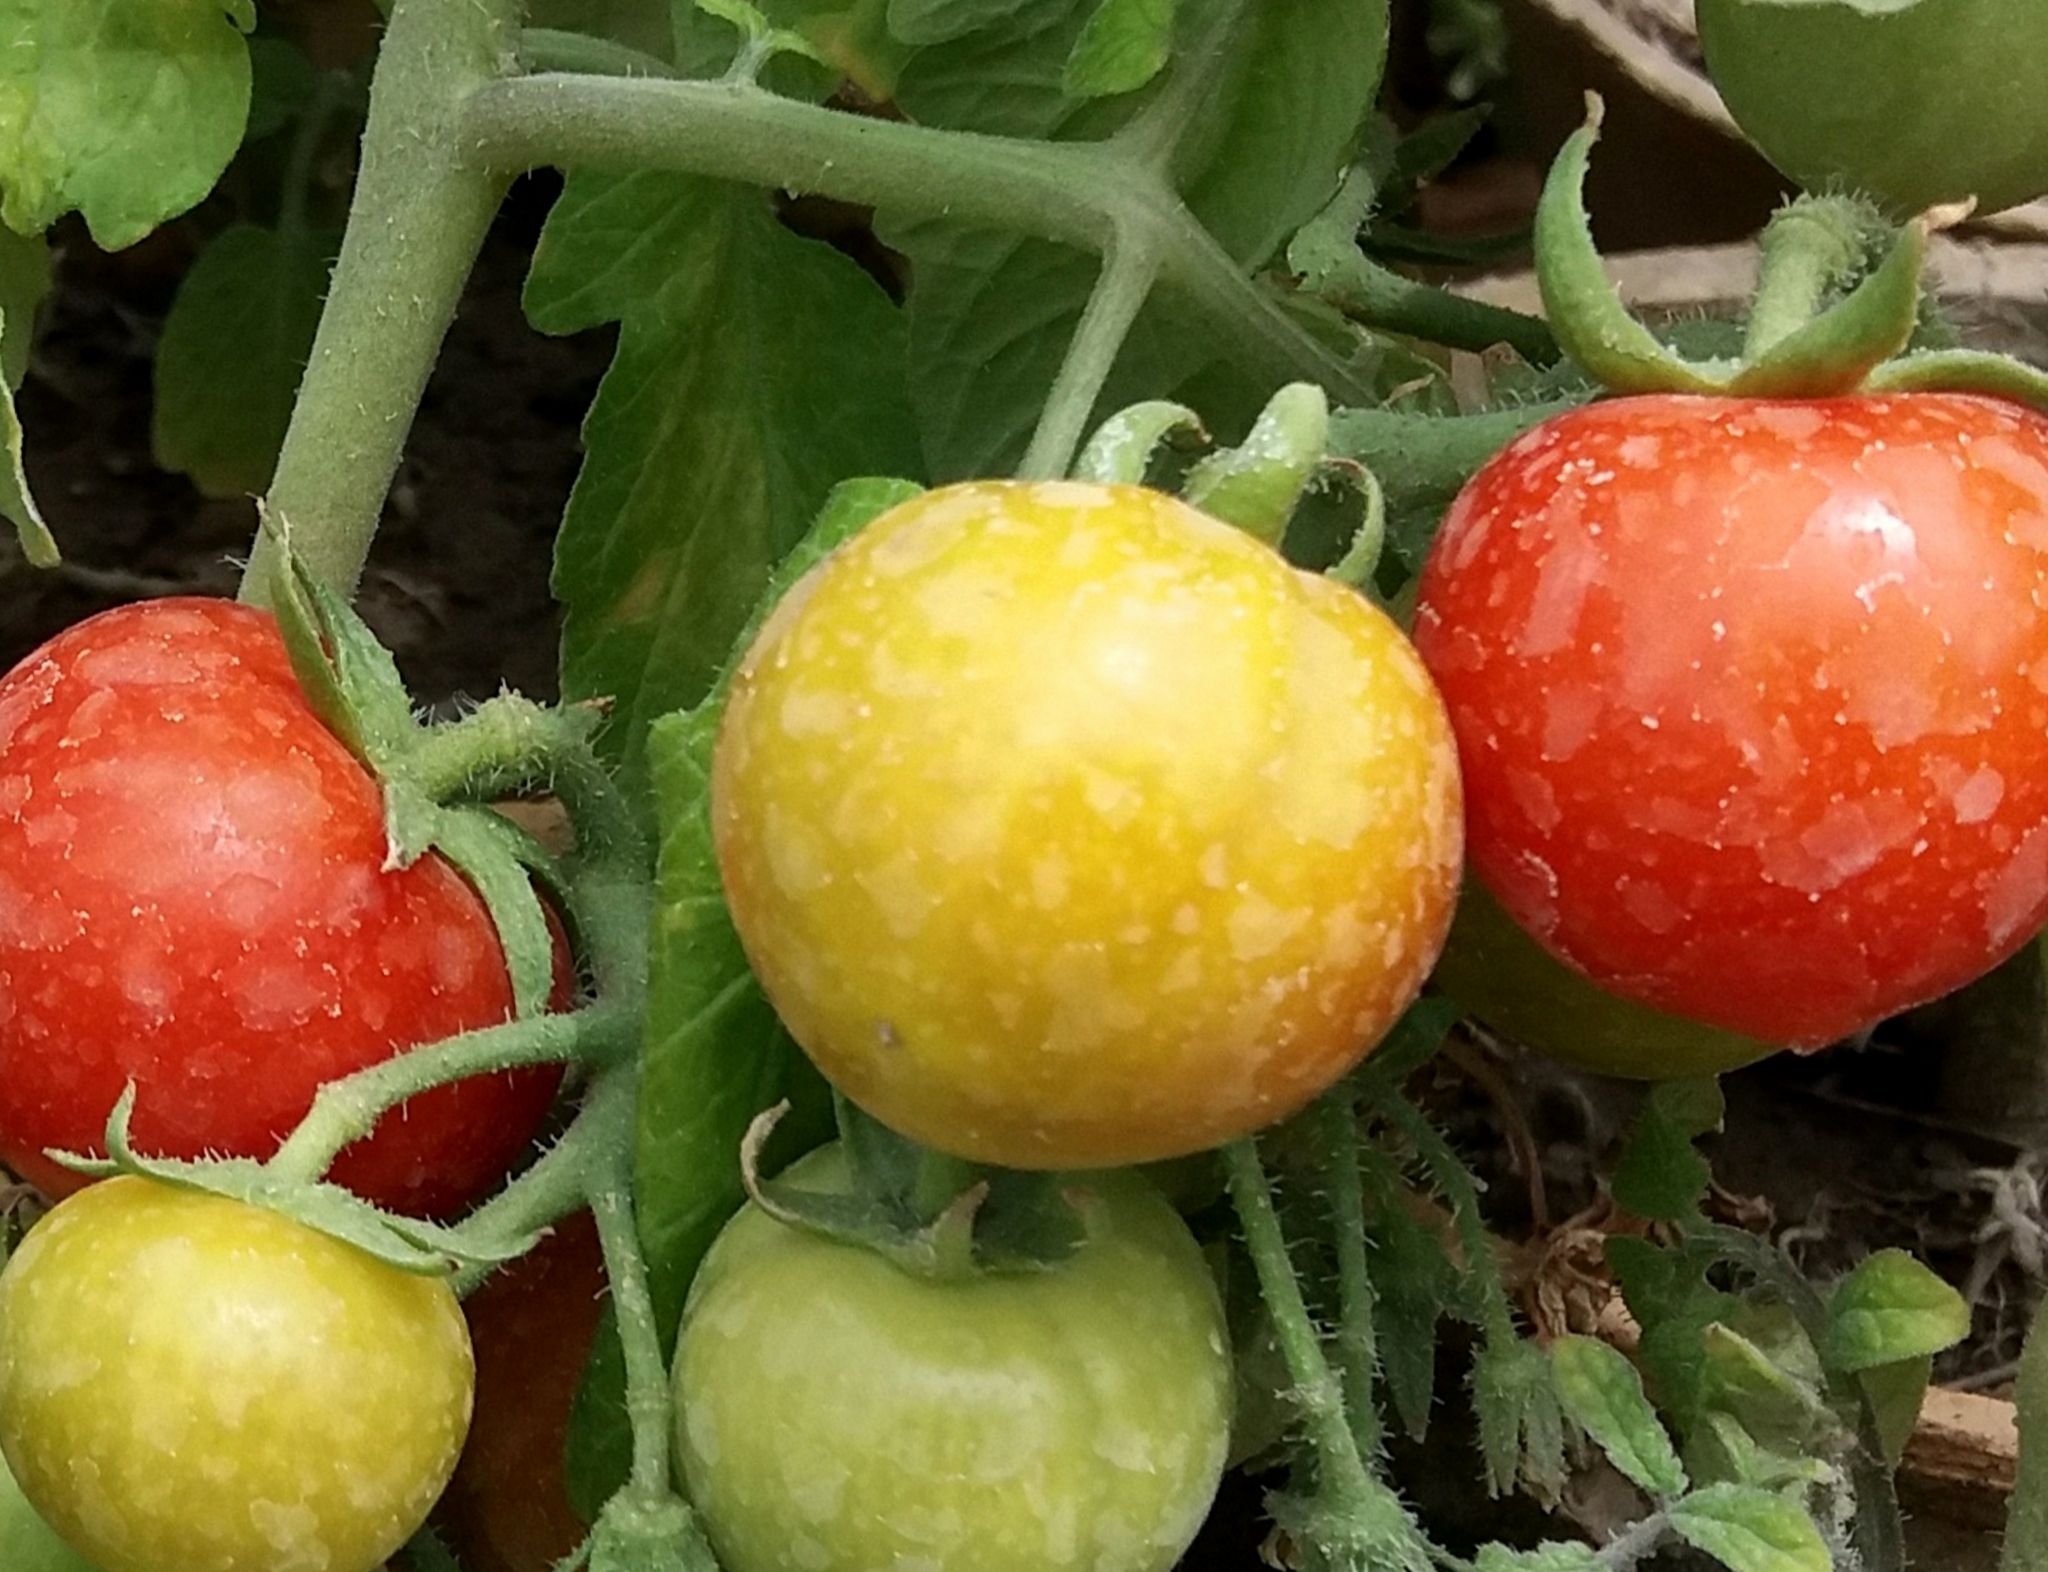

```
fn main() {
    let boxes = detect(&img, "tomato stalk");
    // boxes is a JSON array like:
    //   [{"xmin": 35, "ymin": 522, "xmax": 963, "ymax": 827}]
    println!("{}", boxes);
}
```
[
  {"xmin": 1222, "ymin": 1135, "xmax": 1436, "ymax": 1572},
  {"xmin": 244, "ymin": 0, "xmax": 521, "ymax": 603},
  {"xmin": 1315, "ymin": 1097, "xmax": 1384, "ymax": 1460},
  {"xmin": 1741, "ymin": 196, "xmax": 1883, "ymax": 361}
]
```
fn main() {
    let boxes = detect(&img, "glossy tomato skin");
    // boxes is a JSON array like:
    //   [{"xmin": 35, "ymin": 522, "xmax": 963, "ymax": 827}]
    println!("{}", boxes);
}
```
[
  {"xmin": 0, "ymin": 1450, "xmax": 97, "ymax": 1572},
  {"xmin": 1432, "ymin": 881, "xmax": 1775, "ymax": 1080},
  {"xmin": 714, "ymin": 481, "xmax": 1462, "ymax": 1169},
  {"xmin": 438, "ymin": 1213, "xmax": 603, "ymax": 1572},
  {"xmin": 0, "ymin": 598, "xmax": 563, "ymax": 1214},
  {"xmin": 674, "ymin": 1148, "xmax": 1232, "ymax": 1572},
  {"xmin": 0, "ymin": 1177, "xmax": 475, "ymax": 1572},
  {"xmin": 1697, "ymin": 0, "xmax": 2048, "ymax": 218},
  {"xmin": 1414, "ymin": 394, "xmax": 2048, "ymax": 1047}
]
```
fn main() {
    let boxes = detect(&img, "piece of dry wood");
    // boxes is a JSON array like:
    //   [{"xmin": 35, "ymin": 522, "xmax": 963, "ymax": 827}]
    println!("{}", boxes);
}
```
[{"xmin": 1904, "ymin": 1387, "xmax": 2020, "ymax": 1532}]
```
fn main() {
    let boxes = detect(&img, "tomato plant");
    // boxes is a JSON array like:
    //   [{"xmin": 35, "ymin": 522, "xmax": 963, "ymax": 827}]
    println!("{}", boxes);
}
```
[
  {"xmin": 1415, "ymin": 393, "xmax": 2048, "ymax": 1047},
  {"xmin": 3, "ymin": 0, "xmax": 2044, "ymax": 1568},
  {"xmin": 1697, "ymin": 0, "xmax": 2048, "ymax": 218},
  {"xmin": 0, "ymin": 598, "xmax": 566, "ymax": 1215},
  {"xmin": 674, "ymin": 1147, "xmax": 1232, "ymax": 1572},
  {"xmin": 0, "ymin": 1177, "xmax": 474, "ymax": 1572},
  {"xmin": 712, "ymin": 479, "xmax": 1462, "ymax": 1169}
]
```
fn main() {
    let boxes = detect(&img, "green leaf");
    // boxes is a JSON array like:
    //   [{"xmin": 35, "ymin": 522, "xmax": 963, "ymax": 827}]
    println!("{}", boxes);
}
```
[
  {"xmin": 1063, "ymin": 0, "xmax": 1180, "ymax": 97},
  {"xmin": 1698, "ymin": 1321, "xmax": 1830, "ymax": 1451},
  {"xmin": 1613, "ymin": 1077, "xmax": 1724, "ymax": 1225},
  {"xmin": 1551, "ymin": 1334, "xmax": 1688, "ymax": 1498},
  {"xmin": 1473, "ymin": 1334, "xmax": 1567, "ymax": 1501},
  {"xmin": 525, "ymin": 171, "xmax": 920, "ymax": 789},
  {"xmin": 0, "ymin": 0, "xmax": 253, "ymax": 250},
  {"xmin": 1825, "ymin": 1248, "xmax": 1970, "ymax": 1374},
  {"xmin": 1608, "ymin": 1234, "xmax": 1745, "ymax": 1434},
  {"xmin": 1473, "ymin": 1547, "xmax": 1603, "ymax": 1572},
  {"xmin": 1361, "ymin": 1146, "xmax": 1456, "ymax": 1440},
  {"xmin": 153, "ymin": 224, "xmax": 330, "ymax": 498},
  {"xmin": 886, "ymin": 0, "xmax": 1021, "ymax": 44},
  {"xmin": 1687, "ymin": 1410, "xmax": 1837, "ymax": 1492},
  {"xmin": 1669, "ymin": 1483, "xmax": 1831, "ymax": 1572},
  {"xmin": 1859, "ymin": 1354, "xmax": 1932, "ymax": 1467},
  {"xmin": 887, "ymin": 0, "xmax": 1388, "ymax": 479},
  {"xmin": 0, "ymin": 341, "xmax": 55, "ymax": 569},
  {"xmin": 0, "ymin": 225, "xmax": 50, "ymax": 390}
]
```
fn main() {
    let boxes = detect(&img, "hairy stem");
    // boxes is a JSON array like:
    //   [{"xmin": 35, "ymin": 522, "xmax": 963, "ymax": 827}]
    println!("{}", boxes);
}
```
[
  {"xmin": 1743, "ymin": 197, "xmax": 1877, "ymax": 361},
  {"xmin": 582, "ymin": 1070, "xmax": 675, "ymax": 1497},
  {"xmin": 1223, "ymin": 1138, "xmax": 1376, "ymax": 1496},
  {"xmin": 266, "ymin": 1003, "xmax": 631, "ymax": 1184},
  {"xmin": 2006, "ymin": 1294, "xmax": 2048, "ymax": 1571},
  {"xmin": 1315, "ymin": 1095, "xmax": 1384, "ymax": 1459},
  {"xmin": 244, "ymin": 0, "xmax": 522, "ymax": 603},
  {"xmin": 462, "ymin": 74, "xmax": 1382, "ymax": 410},
  {"xmin": 451, "ymin": 1122, "xmax": 600, "ymax": 1297},
  {"xmin": 1319, "ymin": 257, "xmax": 1559, "ymax": 367},
  {"xmin": 1017, "ymin": 236, "xmax": 1163, "ymax": 480}
]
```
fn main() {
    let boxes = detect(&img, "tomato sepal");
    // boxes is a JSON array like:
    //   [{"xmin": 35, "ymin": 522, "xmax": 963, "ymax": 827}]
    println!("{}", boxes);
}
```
[
  {"xmin": 413, "ymin": 803, "xmax": 567, "ymax": 1019},
  {"xmin": 577, "ymin": 1487, "xmax": 717, "ymax": 1572},
  {"xmin": 1724, "ymin": 214, "xmax": 1927, "ymax": 397},
  {"xmin": 739, "ymin": 1098, "xmax": 1088, "ymax": 1280},
  {"xmin": 1073, "ymin": 399, "xmax": 1207, "ymax": 484},
  {"xmin": 51, "ymin": 1086, "xmax": 541, "ymax": 1275},
  {"xmin": 1183, "ymin": 382, "xmax": 1329, "ymax": 546},
  {"xmin": 262, "ymin": 508, "xmax": 424, "ymax": 772}
]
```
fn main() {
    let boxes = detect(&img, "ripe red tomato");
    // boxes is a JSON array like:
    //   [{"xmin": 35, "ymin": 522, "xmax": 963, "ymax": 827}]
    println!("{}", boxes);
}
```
[
  {"xmin": 438, "ymin": 1213, "xmax": 602, "ymax": 1572},
  {"xmin": 1413, "ymin": 394, "xmax": 2048, "ymax": 1048},
  {"xmin": 0, "ymin": 599, "xmax": 564, "ymax": 1214}
]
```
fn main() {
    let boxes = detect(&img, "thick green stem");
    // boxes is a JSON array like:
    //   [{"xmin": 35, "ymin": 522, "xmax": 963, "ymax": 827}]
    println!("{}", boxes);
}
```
[
  {"xmin": 1223, "ymin": 1138, "xmax": 1375, "ymax": 1497},
  {"xmin": 1742, "ymin": 197, "xmax": 1876, "ymax": 361},
  {"xmin": 1315, "ymin": 1096, "xmax": 1383, "ymax": 1459},
  {"xmin": 1321, "ymin": 258, "xmax": 1559, "ymax": 367},
  {"xmin": 1017, "ymin": 237, "xmax": 1162, "ymax": 480},
  {"xmin": 461, "ymin": 74, "xmax": 1382, "ymax": 410},
  {"xmin": 242, "ymin": 0, "xmax": 522, "ymax": 603},
  {"xmin": 2006, "ymin": 1295, "xmax": 2048, "ymax": 1571},
  {"xmin": 267, "ymin": 1003, "xmax": 631, "ymax": 1183}
]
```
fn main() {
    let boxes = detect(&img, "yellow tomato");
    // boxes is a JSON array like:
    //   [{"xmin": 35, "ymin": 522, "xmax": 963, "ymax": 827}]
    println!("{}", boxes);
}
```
[{"xmin": 713, "ymin": 480, "xmax": 1463, "ymax": 1168}]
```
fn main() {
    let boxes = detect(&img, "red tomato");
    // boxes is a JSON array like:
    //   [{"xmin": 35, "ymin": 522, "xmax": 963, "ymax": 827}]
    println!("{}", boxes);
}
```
[
  {"xmin": 0, "ymin": 599, "xmax": 564, "ymax": 1213},
  {"xmin": 438, "ymin": 1213, "xmax": 603, "ymax": 1572},
  {"xmin": 1413, "ymin": 394, "xmax": 2048, "ymax": 1048}
]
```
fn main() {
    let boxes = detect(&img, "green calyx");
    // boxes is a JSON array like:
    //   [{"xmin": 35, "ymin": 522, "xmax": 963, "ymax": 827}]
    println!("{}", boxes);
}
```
[
  {"xmin": 738, "ymin": 1097, "xmax": 1090, "ymax": 1281},
  {"xmin": 1537, "ymin": 95, "xmax": 2048, "ymax": 408}
]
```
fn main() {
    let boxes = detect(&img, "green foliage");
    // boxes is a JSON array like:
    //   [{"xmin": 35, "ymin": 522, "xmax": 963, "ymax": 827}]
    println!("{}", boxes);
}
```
[
  {"xmin": 153, "ymin": 225, "xmax": 331, "ymax": 498},
  {"xmin": 0, "ymin": 345, "xmax": 53, "ymax": 569},
  {"xmin": 1825, "ymin": 1248, "xmax": 1972, "ymax": 1373},
  {"xmin": 1063, "ymin": 0, "xmax": 1180, "ymax": 98},
  {"xmin": 1613, "ymin": 1078, "xmax": 1724, "ymax": 1225},
  {"xmin": 1669, "ymin": 1484, "xmax": 1830, "ymax": 1572},
  {"xmin": 884, "ymin": 0, "xmax": 1390, "ymax": 479},
  {"xmin": 0, "ymin": 0, "xmax": 254, "ymax": 249},
  {"xmin": 2008, "ymin": 1294, "xmax": 2048, "ymax": 1571},
  {"xmin": 1551, "ymin": 1334, "xmax": 1687, "ymax": 1498},
  {"xmin": 525, "ymin": 171, "xmax": 921, "ymax": 788},
  {"xmin": 0, "ymin": 227, "xmax": 49, "ymax": 391}
]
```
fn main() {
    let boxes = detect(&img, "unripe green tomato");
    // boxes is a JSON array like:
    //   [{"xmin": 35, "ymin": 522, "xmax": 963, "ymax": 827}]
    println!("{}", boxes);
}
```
[
  {"xmin": 674, "ymin": 1148, "xmax": 1233, "ymax": 1572},
  {"xmin": 0, "ymin": 1451, "xmax": 98, "ymax": 1572},
  {"xmin": 0, "ymin": 1178, "xmax": 475, "ymax": 1572},
  {"xmin": 714, "ymin": 480, "xmax": 1463, "ymax": 1169},
  {"xmin": 1697, "ymin": 0, "xmax": 2048, "ymax": 217},
  {"xmin": 1431, "ymin": 881, "xmax": 1778, "ymax": 1080}
]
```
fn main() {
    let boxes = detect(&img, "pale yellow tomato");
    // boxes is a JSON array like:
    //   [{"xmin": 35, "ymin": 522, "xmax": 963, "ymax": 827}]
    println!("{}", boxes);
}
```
[
  {"xmin": 713, "ymin": 480, "xmax": 1462, "ymax": 1168},
  {"xmin": 0, "ymin": 1178, "xmax": 474, "ymax": 1572}
]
